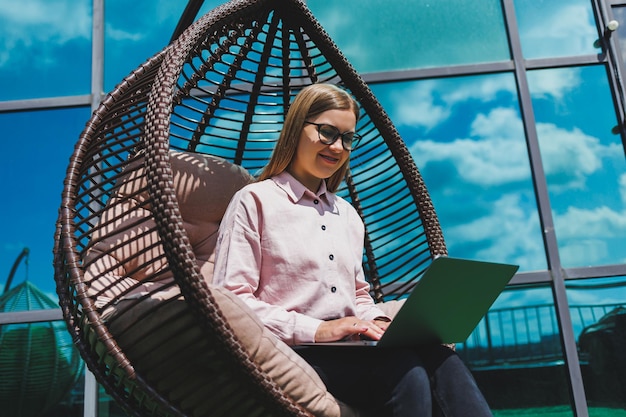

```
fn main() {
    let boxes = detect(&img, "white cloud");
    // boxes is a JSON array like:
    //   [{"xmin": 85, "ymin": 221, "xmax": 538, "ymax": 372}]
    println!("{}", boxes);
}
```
[
  {"xmin": 0, "ymin": 1, "xmax": 90, "ymax": 41},
  {"xmin": 388, "ymin": 76, "xmax": 517, "ymax": 131},
  {"xmin": 559, "ymin": 238, "xmax": 610, "ymax": 267},
  {"xmin": 527, "ymin": 68, "xmax": 582, "ymax": 101},
  {"xmin": 0, "ymin": 1, "xmax": 90, "ymax": 67},
  {"xmin": 0, "ymin": 1, "xmax": 183, "ymax": 68},
  {"xmin": 556, "ymin": 206, "xmax": 626, "ymax": 240},
  {"xmin": 519, "ymin": 3, "xmax": 598, "ymax": 58},
  {"xmin": 470, "ymin": 107, "xmax": 524, "ymax": 139},
  {"xmin": 445, "ymin": 193, "xmax": 546, "ymax": 270},
  {"xmin": 553, "ymin": 205, "xmax": 626, "ymax": 266},
  {"xmin": 389, "ymin": 80, "xmax": 451, "ymax": 130},
  {"xmin": 441, "ymin": 75, "xmax": 516, "ymax": 105},
  {"xmin": 104, "ymin": 2, "xmax": 181, "ymax": 42},
  {"xmin": 389, "ymin": 71, "xmax": 580, "ymax": 131},
  {"xmin": 429, "ymin": 112, "xmax": 619, "ymax": 210},
  {"xmin": 411, "ymin": 107, "xmax": 531, "ymax": 186},
  {"xmin": 408, "ymin": 106, "xmax": 625, "ymax": 269},
  {"xmin": 536, "ymin": 123, "xmax": 610, "ymax": 192},
  {"xmin": 105, "ymin": 25, "xmax": 144, "ymax": 42}
]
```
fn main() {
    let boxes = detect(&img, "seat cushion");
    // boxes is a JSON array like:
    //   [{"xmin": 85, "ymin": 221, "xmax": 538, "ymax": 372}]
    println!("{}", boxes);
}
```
[{"xmin": 104, "ymin": 285, "xmax": 344, "ymax": 417}]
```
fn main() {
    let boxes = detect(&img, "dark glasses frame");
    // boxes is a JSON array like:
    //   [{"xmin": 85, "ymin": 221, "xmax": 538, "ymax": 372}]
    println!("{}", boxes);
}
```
[{"xmin": 304, "ymin": 121, "xmax": 362, "ymax": 151}]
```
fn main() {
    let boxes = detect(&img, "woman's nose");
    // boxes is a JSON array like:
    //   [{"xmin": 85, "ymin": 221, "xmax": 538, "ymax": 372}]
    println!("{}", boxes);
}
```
[{"xmin": 328, "ymin": 137, "xmax": 345, "ymax": 152}]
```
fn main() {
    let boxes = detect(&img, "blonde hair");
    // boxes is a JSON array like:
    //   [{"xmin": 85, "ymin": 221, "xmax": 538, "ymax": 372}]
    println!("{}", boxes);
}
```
[{"xmin": 258, "ymin": 83, "xmax": 360, "ymax": 192}]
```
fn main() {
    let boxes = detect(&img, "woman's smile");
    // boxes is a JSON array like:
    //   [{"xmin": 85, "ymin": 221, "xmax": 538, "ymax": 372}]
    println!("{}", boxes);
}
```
[{"xmin": 318, "ymin": 153, "xmax": 340, "ymax": 164}]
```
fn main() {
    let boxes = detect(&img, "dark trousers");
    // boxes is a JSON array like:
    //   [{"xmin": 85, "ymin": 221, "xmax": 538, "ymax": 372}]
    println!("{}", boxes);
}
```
[{"xmin": 295, "ymin": 344, "xmax": 493, "ymax": 417}]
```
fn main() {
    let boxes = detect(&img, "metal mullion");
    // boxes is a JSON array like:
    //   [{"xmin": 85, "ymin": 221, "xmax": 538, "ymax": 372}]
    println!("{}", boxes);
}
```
[
  {"xmin": 563, "ymin": 263, "xmax": 626, "ymax": 280},
  {"xmin": 85, "ymin": 2, "xmax": 105, "ymax": 417},
  {"xmin": 501, "ymin": 1, "xmax": 589, "ymax": 416},
  {"xmin": 361, "ymin": 55, "xmax": 604, "ymax": 86},
  {"xmin": 0, "ymin": 95, "xmax": 92, "ymax": 113},
  {"xmin": 91, "ymin": 0, "xmax": 104, "ymax": 111},
  {"xmin": 595, "ymin": 0, "xmax": 626, "ymax": 152},
  {"xmin": 0, "ymin": 309, "xmax": 63, "ymax": 324}
]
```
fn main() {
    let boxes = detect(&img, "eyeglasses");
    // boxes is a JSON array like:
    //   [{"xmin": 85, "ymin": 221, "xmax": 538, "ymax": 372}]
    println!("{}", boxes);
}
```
[{"xmin": 304, "ymin": 121, "xmax": 362, "ymax": 151}]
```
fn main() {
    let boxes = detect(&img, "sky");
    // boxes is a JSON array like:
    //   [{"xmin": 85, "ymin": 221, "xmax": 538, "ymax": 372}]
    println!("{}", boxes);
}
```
[
  {"xmin": 1, "ymin": 0, "xmax": 626, "ymax": 347},
  {"xmin": 0, "ymin": 0, "xmax": 192, "ymax": 299}
]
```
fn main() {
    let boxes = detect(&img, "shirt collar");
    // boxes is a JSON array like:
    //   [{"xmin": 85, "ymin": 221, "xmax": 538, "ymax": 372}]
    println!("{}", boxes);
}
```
[{"xmin": 273, "ymin": 171, "xmax": 330, "ymax": 204}]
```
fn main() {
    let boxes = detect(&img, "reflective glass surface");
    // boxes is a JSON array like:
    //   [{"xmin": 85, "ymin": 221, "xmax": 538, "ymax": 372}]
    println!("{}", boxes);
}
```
[
  {"xmin": 372, "ymin": 75, "xmax": 545, "ymax": 272},
  {"xmin": 567, "ymin": 277, "xmax": 626, "ymax": 414},
  {"xmin": 38, "ymin": 372, "xmax": 129, "ymax": 417},
  {"xmin": 38, "ymin": 375, "xmax": 86, "ymax": 416},
  {"xmin": 104, "ymin": 1, "xmax": 188, "ymax": 91},
  {"xmin": 0, "ymin": 0, "xmax": 92, "ymax": 100},
  {"xmin": 1, "ymin": 0, "xmax": 625, "ymax": 416},
  {"xmin": 0, "ymin": 320, "xmax": 83, "ymax": 417},
  {"xmin": 308, "ymin": 0, "xmax": 510, "ymax": 73},
  {"xmin": 514, "ymin": 0, "xmax": 600, "ymax": 59},
  {"xmin": 0, "ymin": 107, "xmax": 90, "ymax": 296},
  {"xmin": 528, "ymin": 66, "xmax": 626, "ymax": 268},
  {"xmin": 458, "ymin": 285, "xmax": 570, "ymax": 415}
]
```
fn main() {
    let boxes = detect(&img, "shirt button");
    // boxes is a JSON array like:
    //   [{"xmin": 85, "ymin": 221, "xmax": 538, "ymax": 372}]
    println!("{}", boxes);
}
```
[
  {"xmin": 321, "ymin": 225, "xmax": 326, "ymax": 231},
  {"xmin": 329, "ymin": 254, "xmax": 334, "ymax": 260},
  {"xmin": 314, "ymin": 199, "xmax": 319, "ymax": 205},
  {"xmin": 331, "ymin": 286, "xmax": 337, "ymax": 293}
]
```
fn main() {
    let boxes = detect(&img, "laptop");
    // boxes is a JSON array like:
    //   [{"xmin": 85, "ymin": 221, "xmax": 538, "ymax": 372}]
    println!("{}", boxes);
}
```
[{"xmin": 298, "ymin": 256, "xmax": 518, "ymax": 348}]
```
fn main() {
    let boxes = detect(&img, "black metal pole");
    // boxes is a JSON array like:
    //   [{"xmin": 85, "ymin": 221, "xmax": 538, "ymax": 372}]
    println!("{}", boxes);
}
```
[{"xmin": 3, "ymin": 247, "xmax": 29, "ymax": 295}]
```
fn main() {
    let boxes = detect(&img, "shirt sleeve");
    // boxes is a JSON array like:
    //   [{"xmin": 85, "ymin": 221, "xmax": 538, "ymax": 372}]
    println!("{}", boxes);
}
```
[{"xmin": 213, "ymin": 188, "xmax": 323, "ymax": 345}]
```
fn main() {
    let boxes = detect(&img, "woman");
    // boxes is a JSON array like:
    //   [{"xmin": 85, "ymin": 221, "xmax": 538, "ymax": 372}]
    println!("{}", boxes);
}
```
[{"xmin": 214, "ymin": 83, "xmax": 492, "ymax": 417}]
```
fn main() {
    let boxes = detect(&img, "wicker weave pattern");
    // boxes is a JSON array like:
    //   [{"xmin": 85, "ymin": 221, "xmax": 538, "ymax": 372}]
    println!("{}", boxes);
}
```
[{"xmin": 53, "ymin": 0, "xmax": 446, "ymax": 416}]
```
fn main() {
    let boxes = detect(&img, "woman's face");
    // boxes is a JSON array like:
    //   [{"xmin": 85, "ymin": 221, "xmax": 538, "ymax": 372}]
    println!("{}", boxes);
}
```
[{"xmin": 289, "ymin": 108, "xmax": 355, "ymax": 191}]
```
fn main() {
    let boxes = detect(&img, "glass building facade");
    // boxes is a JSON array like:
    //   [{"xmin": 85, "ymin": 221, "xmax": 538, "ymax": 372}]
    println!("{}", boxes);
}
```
[{"xmin": 1, "ymin": 0, "xmax": 626, "ymax": 416}]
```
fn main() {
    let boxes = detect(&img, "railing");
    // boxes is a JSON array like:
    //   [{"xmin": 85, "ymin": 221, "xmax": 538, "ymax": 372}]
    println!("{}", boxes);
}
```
[{"xmin": 457, "ymin": 302, "xmax": 626, "ymax": 369}]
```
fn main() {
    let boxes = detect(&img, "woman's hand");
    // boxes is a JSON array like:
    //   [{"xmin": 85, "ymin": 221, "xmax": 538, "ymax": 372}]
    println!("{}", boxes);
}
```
[{"xmin": 314, "ymin": 316, "xmax": 389, "ymax": 342}]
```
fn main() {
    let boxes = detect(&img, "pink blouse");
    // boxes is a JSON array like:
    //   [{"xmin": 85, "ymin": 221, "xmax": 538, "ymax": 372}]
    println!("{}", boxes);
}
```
[{"xmin": 213, "ymin": 171, "xmax": 388, "ymax": 345}]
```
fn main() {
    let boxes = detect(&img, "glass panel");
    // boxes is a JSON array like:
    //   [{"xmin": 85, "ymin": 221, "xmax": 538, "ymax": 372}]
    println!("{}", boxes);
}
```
[
  {"xmin": 567, "ymin": 276, "xmax": 626, "ymax": 415},
  {"xmin": 0, "ymin": 0, "xmax": 92, "ymax": 100},
  {"xmin": 0, "ymin": 319, "xmax": 83, "ymax": 417},
  {"xmin": 0, "ymin": 107, "xmax": 90, "ymax": 296},
  {"xmin": 372, "ymin": 75, "xmax": 545, "ymax": 271},
  {"xmin": 308, "ymin": 0, "xmax": 510, "ymax": 73},
  {"xmin": 103, "ymin": 0, "xmax": 231, "ymax": 92},
  {"xmin": 514, "ymin": 0, "xmax": 600, "ymax": 59},
  {"xmin": 39, "ymin": 372, "xmax": 131, "ymax": 416},
  {"xmin": 40, "ymin": 373, "xmax": 87, "ymax": 416},
  {"xmin": 527, "ymin": 66, "xmax": 626, "ymax": 268},
  {"xmin": 458, "ymin": 285, "xmax": 571, "ymax": 416},
  {"xmin": 104, "ymin": 0, "xmax": 189, "ymax": 91}
]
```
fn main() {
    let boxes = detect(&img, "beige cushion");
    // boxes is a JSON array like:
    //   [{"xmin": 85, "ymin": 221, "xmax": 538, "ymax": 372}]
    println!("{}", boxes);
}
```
[
  {"xmin": 85, "ymin": 151, "xmax": 254, "ymax": 301},
  {"xmin": 105, "ymin": 285, "xmax": 343, "ymax": 417},
  {"xmin": 214, "ymin": 287, "xmax": 345, "ymax": 416}
]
